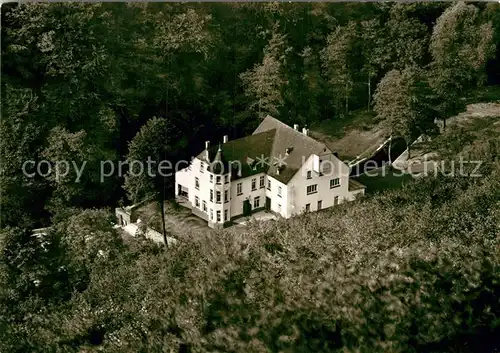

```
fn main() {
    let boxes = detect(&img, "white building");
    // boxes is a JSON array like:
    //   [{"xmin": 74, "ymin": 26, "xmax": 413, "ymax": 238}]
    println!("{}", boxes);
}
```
[{"xmin": 175, "ymin": 116, "xmax": 365, "ymax": 228}]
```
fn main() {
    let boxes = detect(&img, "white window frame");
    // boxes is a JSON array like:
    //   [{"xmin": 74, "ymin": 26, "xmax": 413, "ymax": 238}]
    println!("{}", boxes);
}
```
[
  {"xmin": 237, "ymin": 182, "xmax": 242, "ymax": 195},
  {"xmin": 251, "ymin": 178, "xmax": 256, "ymax": 191},
  {"xmin": 306, "ymin": 184, "xmax": 318, "ymax": 195},
  {"xmin": 253, "ymin": 196, "xmax": 260, "ymax": 208},
  {"xmin": 330, "ymin": 178, "xmax": 340, "ymax": 189}
]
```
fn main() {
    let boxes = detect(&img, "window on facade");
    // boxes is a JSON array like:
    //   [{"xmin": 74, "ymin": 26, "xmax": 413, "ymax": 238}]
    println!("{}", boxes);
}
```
[
  {"xmin": 216, "ymin": 191, "xmax": 221, "ymax": 204},
  {"xmin": 305, "ymin": 203, "xmax": 310, "ymax": 212},
  {"xmin": 210, "ymin": 209, "xmax": 213, "ymax": 220},
  {"xmin": 317, "ymin": 200, "xmax": 322, "ymax": 210},
  {"xmin": 210, "ymin": 174, "xmax": 213, "ymax": 183},
  {"xmin": 253, "ymin": 196, "xmax": 260, "ymax": 208},
  {"xmin": 200, "ymin": 162, "xmax": 204, "ymax": 173},
  {"xmin": 267, "ymin": 180, "xmax": 271, "ymax": 190},
  {"xmin": 307, "ymin": 171, "xmax": 312, "ymax": 179},
  {"xmin": 224, "ymin": 175, "xmax": 229, "ymax": 184},
  {"xmin": 306, "ymin": 184, "xmax": 318, "ymax": 195},
  {"xmin": 216, "ymin": 176, "xmax": 221, "ymax": 185},
  {"xmin": 278, "ymin": 204, "xmax": 281, "ymax": 212},
  {"xmin": 195, "ymin": 196, "xmax": 200, "ymax": 208},
  {"xmin": 224, "ymin": 190, "xmax": 228, "ymax": 203},
  {"xmin": 237, "ymin": 182, "xmax": 242, "ymax": 195},
  {"xmin": 216, "ymin": 210, "xmax": 221, "ymax": 222},
  {"xmin": 195, "ymin": 177, "xmax": 200, "ymax": 190},
  {"xmin": 202, "ymin": 201, "xmax": 207, "ymax": 212},
  {"xmin": 259, "ymin": 176, "xmax": 265, "ymax": 188},
  {"xmin": 210, "ymin": 190, "xmax": 213, "ymax": 202},
  {"xmin": 224, "ymin": 209, "xmax": 228, "ymax": 222},
  {"xmin": 278, "ymin": 186, "xmax": 282, "ymax": 197},
  {"xmin": 330, "ymin": 178, "xmax": 340, "ymax": 188},
  {"xmin": 251, "ymin": 178, "xmax": 256, "ymax": 191}
]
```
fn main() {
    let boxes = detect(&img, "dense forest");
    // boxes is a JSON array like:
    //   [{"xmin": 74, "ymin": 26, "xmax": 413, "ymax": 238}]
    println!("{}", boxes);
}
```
[{"xmin": 1, "ymin": 2, "xmax": 500, "ymax": 352}]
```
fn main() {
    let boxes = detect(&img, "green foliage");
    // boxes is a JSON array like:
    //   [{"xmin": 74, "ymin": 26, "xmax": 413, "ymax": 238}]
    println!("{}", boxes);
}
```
[
  {"xmin": 1, "ymin": 4, "xmax": 500, "ymax": 350},
  {"xmin": 2, "ymin": 126, "xmax": 500, "ymax": 352},
  {"xmin": 373, "ymin": 67, "xmax": 437, "ymax": 146}
]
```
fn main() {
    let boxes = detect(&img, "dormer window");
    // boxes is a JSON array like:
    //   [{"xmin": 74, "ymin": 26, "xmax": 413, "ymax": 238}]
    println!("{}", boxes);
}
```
[{"xmin": 285, "ymin": 147, "xmax": 293, "ymax": 155}]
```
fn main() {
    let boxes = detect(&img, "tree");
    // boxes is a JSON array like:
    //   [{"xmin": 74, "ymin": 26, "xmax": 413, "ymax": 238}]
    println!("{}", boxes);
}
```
[
  {"xmin": 123, "ymin": 117, "xmax": 175, "ymax": 247},
  {"xmin": 0, "ymin": 85, "xmax": 50, "ymax": 229},
  {"xmin": 373, "ymin": 67, "xmax": 436, "ymax": 160},
  {"xmin": 429, "ymin": 2, "xmax": 496, "ymax": 129},
  {"xmin": 321, "ymin": 22, "xmax": 357, "ymax": 117},
  {"xmin": 240, "ymin": 25, "xmax": 289, "ymax": 119}
]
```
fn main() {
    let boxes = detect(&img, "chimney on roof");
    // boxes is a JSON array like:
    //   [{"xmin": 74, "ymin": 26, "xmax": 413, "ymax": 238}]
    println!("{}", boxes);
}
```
[
  {"xmin": 294, "ymin": 124, "xmax": 299, "ymax": 131},
  {"xmin": 302, "ymin": 126, "xmax": 309, "ymax": 136},
  {"xmin": 205, "ymin": 141, "xmax": 210, "ymax": 161},
  {"xmin": 223, "ymin": 135, "xmax": 228, "ymax": 143}
]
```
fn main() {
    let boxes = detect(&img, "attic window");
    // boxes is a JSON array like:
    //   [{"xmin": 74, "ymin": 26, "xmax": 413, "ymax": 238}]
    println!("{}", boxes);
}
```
[{"xmin": 285, "ymin": 147, "xmax": 293, "ymax": 155}]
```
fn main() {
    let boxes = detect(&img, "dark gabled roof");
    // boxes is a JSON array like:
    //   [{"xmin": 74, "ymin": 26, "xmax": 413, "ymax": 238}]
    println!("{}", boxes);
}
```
[
  {"xmin": 253, "ymin": 115, "xmax": 332, "ymax": 183},
  {"xmin": 197, "ymin": 116, "xmax": 343, "ymax": 183},
  {"xmin": 197, "ymin": 129, "xmax": 276, "ymax": 179}
]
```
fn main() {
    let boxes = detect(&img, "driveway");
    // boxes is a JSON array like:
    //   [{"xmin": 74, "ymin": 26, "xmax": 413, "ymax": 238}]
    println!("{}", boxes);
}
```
[
  {"xmin": 232, "ymin": 210, "xmax": 278, "ymax": 226},
  {"xmin": 135, "ymin": 200, "xmax": 215, "ymax": 242}
]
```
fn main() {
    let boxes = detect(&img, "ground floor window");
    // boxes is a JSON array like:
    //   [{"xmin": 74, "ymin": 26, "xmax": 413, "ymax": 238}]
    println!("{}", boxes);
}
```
[
  {"xmin": 305, "ymin": 203, "xmax": 310, "ymax": 212},
  {"xmin": 253, "ymin": 196, "xmax": 260, "ymax": 208},
  {"xmin": 317, "ymin": 200, "xmax": 322, "ymax": 210},
  {"xmin": 216, "ymin": 210, "xmax": 221, "ymax": 222},
  {"xmin": 202, "ymin": 201, "xmax": 207, "ymax": 212},
  {"xmin": 210, "ymin": 209, "xmax": 213, "ymax": 220},
  {"xmin": 224, "ymin": 209, "xmax": 228, "ymax": 222}
]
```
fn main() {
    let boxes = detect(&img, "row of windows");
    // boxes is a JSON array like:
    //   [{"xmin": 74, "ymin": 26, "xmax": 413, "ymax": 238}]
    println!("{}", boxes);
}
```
[
  {"xmin": 306, "ymin": 178, "xmax": 340, "ymax": 195},
  {"xmin": 209, "ymin": 209, "xmax": 228, "ymax": 222},
  {"xmin": 208, "ymin": 174, "xmax": 229, "ymax": 184},
  {"xmin": 237, "ymin": 175, "xmax": 275, "ymax": 195},
  {"xmin": 208, "ymin": 189, "xmax": 230, "ymax": 204},
  {"xmin": 304, "ymin": 196, "xmax": 340, "ymax": 212},
  {"xmin": 195, "ymin": 197, "xmax": 229, "ymax": 222}
]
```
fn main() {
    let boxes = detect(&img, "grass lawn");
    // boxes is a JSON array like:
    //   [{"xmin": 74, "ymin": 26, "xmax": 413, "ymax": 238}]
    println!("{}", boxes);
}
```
[
  {"xmin": 311, "ymin": 109, "xmax": 377, "ymax": 139},
  {"xmin": 309, "ymin": 109, "xmax": 385, "ymax": 161},
  {"xmin": 355, "ymin": 166, "xmax": 413, "ymax": 195}
]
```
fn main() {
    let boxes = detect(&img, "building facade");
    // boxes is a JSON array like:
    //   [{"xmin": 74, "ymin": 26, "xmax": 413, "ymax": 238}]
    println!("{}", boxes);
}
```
[{"xmin": 175, "ymin": 116, "xmax": 366, "ymax": 228}]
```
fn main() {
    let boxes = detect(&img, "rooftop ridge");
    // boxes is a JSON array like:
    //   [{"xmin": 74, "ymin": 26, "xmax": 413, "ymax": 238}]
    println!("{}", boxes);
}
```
[{"xmin": 259, "ymin": 115, "xmax": 330, "ymax": 151}]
